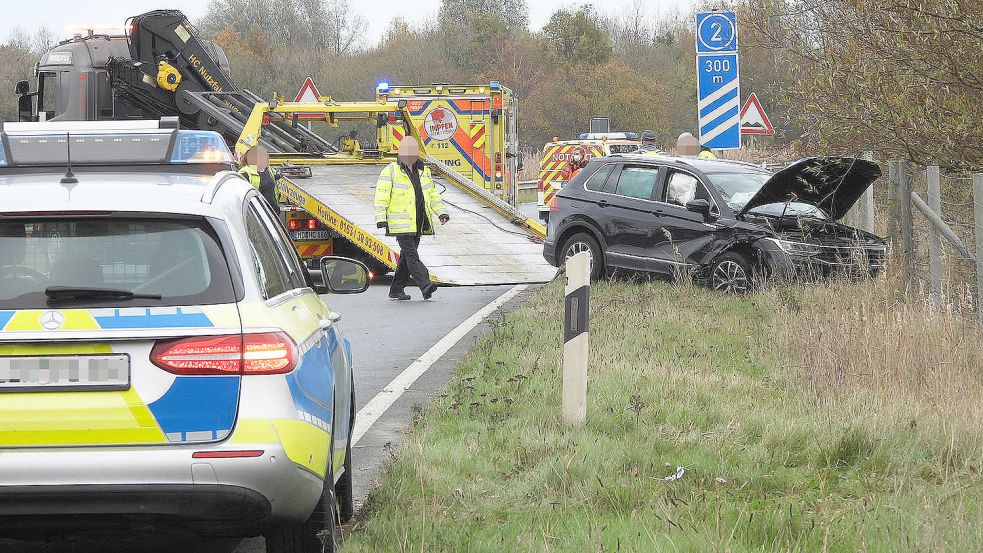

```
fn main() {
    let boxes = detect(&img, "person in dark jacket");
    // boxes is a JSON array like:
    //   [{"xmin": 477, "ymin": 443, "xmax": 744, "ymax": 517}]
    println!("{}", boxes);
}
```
[{"xmin": 239, "ymin": 146, "xmax": 279, "ymax": 208}]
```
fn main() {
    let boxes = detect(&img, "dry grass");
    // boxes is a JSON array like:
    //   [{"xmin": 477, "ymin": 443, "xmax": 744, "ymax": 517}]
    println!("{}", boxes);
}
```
[{"xmin": 344, "ymin": 275, "xmax": 983, "ymax": 552}]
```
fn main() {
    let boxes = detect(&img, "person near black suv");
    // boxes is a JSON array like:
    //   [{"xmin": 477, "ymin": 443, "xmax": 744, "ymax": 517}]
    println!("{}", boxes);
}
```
[{"xmin": 543, "ymin": 154, "xmax": 887, "ymax": 292}]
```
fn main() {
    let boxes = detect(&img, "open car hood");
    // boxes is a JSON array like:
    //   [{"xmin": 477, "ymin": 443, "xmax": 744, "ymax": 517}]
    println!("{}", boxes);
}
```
[{"xmin": 739, "ymin": 157, "xmax": 881, "ymax": 221}]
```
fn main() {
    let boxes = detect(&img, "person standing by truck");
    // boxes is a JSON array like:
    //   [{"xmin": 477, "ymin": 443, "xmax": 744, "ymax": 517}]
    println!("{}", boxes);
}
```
[
  {"xmin": 375, "ymin": 137, "xmax": 450, "ymax": 301},
  {"xmin": 238, "ymin": 146, "xmax": 279, "ymax": 208},
  {"xmin": 561, "ymin": 145, "xmax": 589, "ymax": 182}
]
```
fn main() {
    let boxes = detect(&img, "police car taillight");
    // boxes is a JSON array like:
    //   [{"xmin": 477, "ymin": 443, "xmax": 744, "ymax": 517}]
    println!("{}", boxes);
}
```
[{"xmin": 150, "ymin": 332, "xmax": 298, "ymax": 375}]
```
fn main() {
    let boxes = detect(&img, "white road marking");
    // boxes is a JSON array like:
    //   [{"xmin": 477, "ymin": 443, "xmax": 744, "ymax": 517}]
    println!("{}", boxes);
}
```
[{"xmin": 352, "ymin": 284, "xmax": 527, "ymax": 445}]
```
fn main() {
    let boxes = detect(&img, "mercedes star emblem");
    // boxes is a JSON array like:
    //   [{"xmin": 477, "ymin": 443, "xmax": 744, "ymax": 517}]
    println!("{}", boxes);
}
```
[{"xmin": 40, "ymin": 311, "xmax": 65, "ymax": 331}]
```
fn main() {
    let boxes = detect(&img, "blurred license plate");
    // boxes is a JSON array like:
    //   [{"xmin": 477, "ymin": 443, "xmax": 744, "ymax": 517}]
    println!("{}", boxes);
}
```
[
  {"xmin": 0, "ymin": 354, "xmax": 130, "ymax": 392},
  {"xmin": 292, "ymin": 230, "xmax": 330, "ymax": 241}
]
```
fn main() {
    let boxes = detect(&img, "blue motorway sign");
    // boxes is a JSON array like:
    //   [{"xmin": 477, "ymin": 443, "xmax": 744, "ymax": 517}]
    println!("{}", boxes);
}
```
[
  {"xmin": 696, "ymin": 53, "xmax": 741, "ymax": 150},
  {"xmin": 696, "ymin": 11, "xmax": 738, "ymax": 54}
]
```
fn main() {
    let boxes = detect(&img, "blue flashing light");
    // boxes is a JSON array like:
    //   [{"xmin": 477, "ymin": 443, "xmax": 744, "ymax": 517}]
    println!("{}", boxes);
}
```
[
  {"xmin": 377, "ymin": 82, "xmax": 390, "ymax": 94},
  {"xmin": 170, "ymin": 130, "xmax": 233, "ymax": 164},
  {"xmin": 0, "ymin": 140, "xmax": 7, "ymax": 167},
  {"xmin": 490, "ymin": 80, "xmax": 501, "ymax": 91},
  {"xmin": 626, "ymin": 132, "xmax": 639, "ymax": 140}
]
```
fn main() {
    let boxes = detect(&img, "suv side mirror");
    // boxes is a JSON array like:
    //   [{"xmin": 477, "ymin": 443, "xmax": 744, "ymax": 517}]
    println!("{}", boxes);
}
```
[
  {"xmin": 685, "ymin": 199, "xmax": 713, "ymax": 221},
  {"xmin": 15, "ymin": 80, "xmax": 30, "ymax": 95},
  {"xmin": 313, "ymin": 256, "xmax": 371, "ymax": 294}
]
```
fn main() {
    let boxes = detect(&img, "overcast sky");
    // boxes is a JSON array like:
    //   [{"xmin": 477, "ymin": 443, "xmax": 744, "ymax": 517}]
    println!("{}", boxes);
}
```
[{"xmin": 3, "ymin": 0, "xmax": 695, "ymax": 45}]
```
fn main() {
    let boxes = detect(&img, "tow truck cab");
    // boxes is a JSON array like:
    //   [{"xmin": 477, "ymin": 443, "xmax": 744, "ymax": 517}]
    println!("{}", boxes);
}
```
[{"xmin": 15, "ymin": 31, "xmax": 231, "ymax": 123}]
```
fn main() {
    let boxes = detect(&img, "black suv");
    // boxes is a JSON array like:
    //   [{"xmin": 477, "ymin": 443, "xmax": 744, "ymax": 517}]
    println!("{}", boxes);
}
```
[{"xmin": 543, "ymin": 155, "xmax": 887, "ymax": 291}]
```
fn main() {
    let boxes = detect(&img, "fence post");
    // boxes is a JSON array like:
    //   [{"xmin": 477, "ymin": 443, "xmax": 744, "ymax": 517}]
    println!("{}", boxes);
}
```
[
  {"xmin": 975, "ymin": 174, "xmax": 983, "ymax": 329},
  {"xmin": 563, "ymin": 251, "xmax": 590, "ymax": 426},
  {"xmin": 899, "ymin": 162, "xmax": 915, "ymax": 286},
  {"xmin": 887, "ymin": 161, "xmax": 899, "ymax": 252},
  {"xmin": 926, "ymin": 166, "xmax": 943, "ymax": 308},
  {"xmin": 861, "ymin": 151, "xmax": 876, "ymax": 234},
  {"xmin": 925, "ymin": 165, "xmax": 943, "ymax": 307}
]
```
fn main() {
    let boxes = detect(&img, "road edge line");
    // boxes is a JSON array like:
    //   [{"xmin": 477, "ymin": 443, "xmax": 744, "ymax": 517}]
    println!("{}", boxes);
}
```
[{"xmin": 352, "ymin": 284, "xmax": 528, "ymax": 445}]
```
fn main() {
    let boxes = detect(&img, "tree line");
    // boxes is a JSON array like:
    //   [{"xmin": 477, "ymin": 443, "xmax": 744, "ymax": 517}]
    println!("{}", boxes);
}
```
[{"xmin": 0, "ymin": 0, "xmax": 977, "ymax": 169}]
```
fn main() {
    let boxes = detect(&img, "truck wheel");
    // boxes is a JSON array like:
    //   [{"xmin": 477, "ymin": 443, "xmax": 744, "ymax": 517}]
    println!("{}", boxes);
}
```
[
  {"xmin": 264, "ymin": 462, "xmax": 340, "ymax": 553},
  {"xmin": 561, "ymin": 232, "xmax": 603, "ymax": 280}
]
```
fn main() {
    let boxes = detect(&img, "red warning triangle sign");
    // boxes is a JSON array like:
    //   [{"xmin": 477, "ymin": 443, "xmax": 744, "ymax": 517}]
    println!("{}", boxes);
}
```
[
  {"xmin": 294, "ymin": 77, "xmax": 322, "ymax": 120},
  {"xmin": 739, "ymin": 93, "xmax": 775, "ymax": 136}
]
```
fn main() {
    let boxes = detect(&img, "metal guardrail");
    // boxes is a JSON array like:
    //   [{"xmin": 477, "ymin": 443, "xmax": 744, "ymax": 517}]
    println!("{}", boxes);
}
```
[{"xmin": 518, "ymin": 180, "xmax": 538, "ymax": 192}]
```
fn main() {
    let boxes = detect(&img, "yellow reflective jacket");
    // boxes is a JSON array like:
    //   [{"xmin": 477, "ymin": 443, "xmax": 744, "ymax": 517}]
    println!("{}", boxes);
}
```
[
  {"xmin": 698, "ymin": 150, "xmax": 717, "ymax": 159},
  {"xmin": 239, "ymin": 165, "xmax": 261, "ymax": 188},
  {"xmin": 374, "ymin": 161, "xmax": 448, "ymax": 236}
]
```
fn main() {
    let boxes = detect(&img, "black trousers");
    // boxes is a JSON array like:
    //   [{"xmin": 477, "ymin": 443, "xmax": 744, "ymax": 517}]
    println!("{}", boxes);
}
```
[{"xmin": 391, "ymin": 234, "xmax": 431, "ymax": 293}]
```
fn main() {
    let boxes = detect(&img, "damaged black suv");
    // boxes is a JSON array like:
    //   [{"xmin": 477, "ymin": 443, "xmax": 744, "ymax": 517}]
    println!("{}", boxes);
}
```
[{"xmin": 543, "ymin": 154, "xmax": 887, "ymax": 292}]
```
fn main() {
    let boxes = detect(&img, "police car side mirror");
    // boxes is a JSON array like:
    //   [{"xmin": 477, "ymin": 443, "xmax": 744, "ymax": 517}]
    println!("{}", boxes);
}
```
[{"xmin": 317, "ymin": 256, "xmax": 371, "ymax": 294}]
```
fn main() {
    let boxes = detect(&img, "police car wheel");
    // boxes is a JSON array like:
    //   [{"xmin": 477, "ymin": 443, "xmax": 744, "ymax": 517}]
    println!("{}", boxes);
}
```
[
  {"xmin": 264, "ymin": 463, "xmax": 340, "ymax": 553},
  {"xmin": 335, "ymin": 401, "xmax": 355, "ymax": 523}
]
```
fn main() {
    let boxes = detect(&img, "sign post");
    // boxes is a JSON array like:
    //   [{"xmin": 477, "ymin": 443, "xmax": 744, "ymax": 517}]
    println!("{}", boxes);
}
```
[
  {"xmin": 695, "ymin": 11, "xmax": 740, "ymax": 150},
  {"xmin": 562, "ymin": 251, "xmax": 590, "ymax": 426}
]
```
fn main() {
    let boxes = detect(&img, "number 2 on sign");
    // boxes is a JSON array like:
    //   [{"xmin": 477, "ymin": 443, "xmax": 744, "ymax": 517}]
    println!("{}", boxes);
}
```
[
  {"xmin": 704, "ymin": 59, "xmax": 731, "ymax": 72},
  {"xmin": 710, "ymin": 21, "xmax": 723, "ymax": 42}
]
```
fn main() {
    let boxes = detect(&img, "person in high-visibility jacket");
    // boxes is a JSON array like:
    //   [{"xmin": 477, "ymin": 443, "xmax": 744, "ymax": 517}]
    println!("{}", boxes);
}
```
[
  {"xmin": 238, "ymin": 146, "xmax": 279, "ymax": 207},
  {"xmin": 698, "ymin": 145, "xmax": 718, "ymax": 159},
  {"xmin": 560, "ymin": 145, "xmax": 589, "ymax": 182},
  {"xmin": 375, "ymin": 137, "xmax": 449, "ymax": 301},
  {"xmin": 638, "ymin": 130, "xmax": 666, "ymax": 157}
]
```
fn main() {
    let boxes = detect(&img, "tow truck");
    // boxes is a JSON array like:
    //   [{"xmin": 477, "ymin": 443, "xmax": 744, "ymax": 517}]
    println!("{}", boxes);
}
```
[{"xmin": 16, "ymin": 9, "xmax": 554, "ymax": 285}]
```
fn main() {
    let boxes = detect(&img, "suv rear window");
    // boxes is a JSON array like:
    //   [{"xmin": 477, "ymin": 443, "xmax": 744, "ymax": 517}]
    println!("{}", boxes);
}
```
[{"xmin": 0, "ymin": 216, "xmax": 236, "ymax": 309}]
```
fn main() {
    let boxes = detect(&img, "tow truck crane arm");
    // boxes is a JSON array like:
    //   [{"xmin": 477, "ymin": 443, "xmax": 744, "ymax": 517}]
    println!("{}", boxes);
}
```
[{"xmin": 106, "ymin": 10, "xmax": 334, "ymax": 155}]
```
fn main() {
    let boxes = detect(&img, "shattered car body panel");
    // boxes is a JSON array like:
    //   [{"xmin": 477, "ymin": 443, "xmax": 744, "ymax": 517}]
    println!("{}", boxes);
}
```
[{"xmin": 543, "ymin": 154, "xmax": 887, "ymax": 286}]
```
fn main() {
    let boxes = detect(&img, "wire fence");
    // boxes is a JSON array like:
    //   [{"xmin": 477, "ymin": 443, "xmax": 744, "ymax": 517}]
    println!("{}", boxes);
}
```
[{"xmin": 883, "ymin": 161, "xmax": 983, "ymax": 323}]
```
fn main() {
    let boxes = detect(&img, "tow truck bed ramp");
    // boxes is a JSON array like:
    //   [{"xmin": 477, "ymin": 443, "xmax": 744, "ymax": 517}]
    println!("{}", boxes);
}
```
[{"xmin": 280, "ymin": 164, "xmax": 556, "ymax": 286}]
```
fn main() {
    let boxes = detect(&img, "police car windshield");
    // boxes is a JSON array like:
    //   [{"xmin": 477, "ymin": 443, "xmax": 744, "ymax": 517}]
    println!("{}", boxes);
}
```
[
  {"xmin": 0, "ymin": 216, "xmax": 236, "ymax": 309},
  {"xmin": 706, "ymin": 171, "xmax": 827, "ymax": 218}
]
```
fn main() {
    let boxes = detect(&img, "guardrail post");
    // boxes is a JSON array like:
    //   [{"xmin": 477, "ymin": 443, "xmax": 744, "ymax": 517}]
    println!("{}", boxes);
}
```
[
  {"xmin": 563, "ymin": 251, "xmax": 590, "ymax": 426},
  {"xmin": 927, "ymin": 166, "xmax": 943, "ymax": 308},
  {"xmin": 899, "ymin": 161, "xmax": 915, "ymax": 287},
  {"xmin": 974, "ymin": 174, "xmax": 983, "ymax": 329}
]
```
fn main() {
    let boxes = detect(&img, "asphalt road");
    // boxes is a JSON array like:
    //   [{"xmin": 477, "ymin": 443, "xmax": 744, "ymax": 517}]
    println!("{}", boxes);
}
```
[{"xmin": 1, "ymin": 280, "xmax": 532, "ymax": 553}]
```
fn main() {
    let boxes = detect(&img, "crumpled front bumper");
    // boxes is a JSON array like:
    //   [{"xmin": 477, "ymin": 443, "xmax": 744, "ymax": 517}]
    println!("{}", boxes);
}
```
[{"xmin": 755, "ymin": 238, "xmax": 887, "ymax": 281}]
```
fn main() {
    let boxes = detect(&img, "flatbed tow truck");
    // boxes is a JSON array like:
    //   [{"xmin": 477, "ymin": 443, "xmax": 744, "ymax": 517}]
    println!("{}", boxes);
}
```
[{"xmin": 16, "ymin": 10, "xmax": 554, "ymax": 285}]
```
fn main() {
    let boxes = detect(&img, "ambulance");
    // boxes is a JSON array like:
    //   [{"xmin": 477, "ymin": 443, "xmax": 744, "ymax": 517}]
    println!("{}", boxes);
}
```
[
  {"xmin": 537, "ymin": 133, "xmax": 643, "ymax": 221},
  {"xmin": 376, "ymin": 82, "xmax": 520, "ymax": 204}
]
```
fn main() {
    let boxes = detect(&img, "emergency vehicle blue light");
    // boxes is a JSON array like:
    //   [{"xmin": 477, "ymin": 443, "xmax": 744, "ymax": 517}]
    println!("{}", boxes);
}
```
[
  {"xmin": 490, "ymin": 81, "xmax": 501, "ymax": 91},
  {"xmin": 377, "ymin": 82, "xmax": 390, "ymax": 94},
  {"xmin": 0, "ymin": 140, "xmax": 7, "ymax": 167},
  {"xmin": 170, "ymin": 130, "xmax": 233, "ymax": 164}
]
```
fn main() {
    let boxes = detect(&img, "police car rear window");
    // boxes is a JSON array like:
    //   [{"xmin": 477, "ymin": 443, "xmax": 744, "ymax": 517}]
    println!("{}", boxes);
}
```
[{"xmin": 0, "ymin": 216, "xmax": 236, "ymax": 309}]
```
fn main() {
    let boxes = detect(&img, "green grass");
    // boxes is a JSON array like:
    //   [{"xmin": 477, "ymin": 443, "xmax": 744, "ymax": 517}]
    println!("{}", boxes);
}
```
[
  {"xmin": 344, "ymin": 280, "xmax": 983, "ymax": 552},
  {"xmin": 516, "ymin": 189, "xmax": 538, "ymax": 206}
]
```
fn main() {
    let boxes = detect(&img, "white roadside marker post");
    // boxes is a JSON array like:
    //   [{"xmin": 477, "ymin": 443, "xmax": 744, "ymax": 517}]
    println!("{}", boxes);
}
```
[{"xmin": 563, "ymin": 251, "xmax": 590, "ymax": 426}]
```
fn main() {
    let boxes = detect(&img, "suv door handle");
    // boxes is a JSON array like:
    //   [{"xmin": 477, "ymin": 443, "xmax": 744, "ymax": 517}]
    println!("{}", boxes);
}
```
[
  {"xmin": 319, "ymin": 312, "xmax": 341, "ymax": 330},
  {"xmin": 597, "ymin": 200, "xmax": 609, "ymax": 208}
]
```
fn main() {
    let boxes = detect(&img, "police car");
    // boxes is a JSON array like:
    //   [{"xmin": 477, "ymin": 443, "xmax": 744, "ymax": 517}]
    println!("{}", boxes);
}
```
[{"xmin": 0, "ymin": 119, "xmax": 366, "ymax": 553}]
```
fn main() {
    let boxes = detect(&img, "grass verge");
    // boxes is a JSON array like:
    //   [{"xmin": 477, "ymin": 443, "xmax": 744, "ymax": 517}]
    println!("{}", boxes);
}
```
[{"xmin": 344, "ymin": 278, "xmax": 983, "ymax": 552}]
